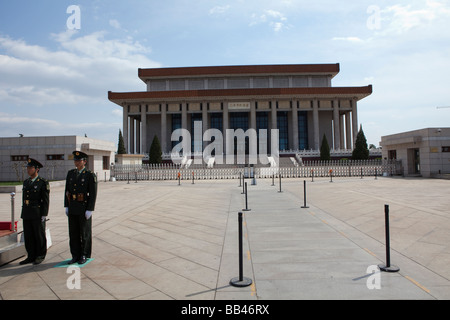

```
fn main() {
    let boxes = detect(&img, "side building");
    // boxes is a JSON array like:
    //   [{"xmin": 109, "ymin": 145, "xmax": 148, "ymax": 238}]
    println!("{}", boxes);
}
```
[
  {"xmin": 0, "ymin": 136, "xmax": 115, "ymax": 182},
  {"xmin": 380, "ymin": 128, "xmax": 450, "ymax": 178},
  {"xmin": 108, "ymin": 64, "xmax": 372, "ymax": 161}
]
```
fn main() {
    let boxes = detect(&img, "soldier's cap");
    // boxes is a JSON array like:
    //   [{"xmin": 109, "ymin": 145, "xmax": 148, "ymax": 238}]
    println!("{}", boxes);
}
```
[
  {"xmin": 27, "ymin": 158, "xmax": 43, "ymax": 168},
  {"xmin": 73, "ymin": 151, "xmax": 88, "ymax": 160}
]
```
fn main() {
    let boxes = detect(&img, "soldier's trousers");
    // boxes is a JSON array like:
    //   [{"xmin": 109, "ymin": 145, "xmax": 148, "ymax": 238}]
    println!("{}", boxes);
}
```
[
  {"xmin": 68, "ymin": 214, "xmax": 92, "ymax": 259},
  {"xmin": 22, "ymin": 218, "xmax": 47, "ymax": 260}
]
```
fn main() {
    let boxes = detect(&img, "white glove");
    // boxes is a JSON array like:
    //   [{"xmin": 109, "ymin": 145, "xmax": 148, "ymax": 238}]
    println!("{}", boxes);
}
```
[
  {"xmin": 41, "ymin": 216, "xmax": 46, "ymax": 222},
  {"xmin": 85, "ymin": 210, "xmax": 93, "ymax": 219},
  {"xmin": 65, "ymin": 207, "xmax": 68, "ymax": 216}
]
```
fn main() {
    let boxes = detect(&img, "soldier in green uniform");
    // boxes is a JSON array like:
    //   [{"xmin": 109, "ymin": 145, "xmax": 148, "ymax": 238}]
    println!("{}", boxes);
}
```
[
  {"xmin": 64, "ymin": 151, "xmax": 97, "ymax": 264},
  {"xmin": 20, "ymin": 158, "xmax": 50, "ymax": 265}
]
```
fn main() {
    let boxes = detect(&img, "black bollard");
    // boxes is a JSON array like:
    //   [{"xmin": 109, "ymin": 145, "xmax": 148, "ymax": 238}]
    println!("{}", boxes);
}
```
[
  {"xmin": 239, "ymin": 172, "xmax": 242, "ymax": 187},
  {"xmin": 278, "ymin": 174, "xmax": 282, "ymax": 193},
  {"xmin": 378, "ymin": 204, "xmax": 399, "ymax": 272},
  {"xmin": 301, "ymin": 180, "xmax": 309, "ymax": 208},
  {"xmin": 272, "ymin": 173, "xmax": 275, "ymax": 186},
  {"xmin": 243, "ymin": 182, "xmax": 251, "ymax": 211},
  {"xmin": 230, "ymin": 212, "xmax": 252, "ymax": 287}
]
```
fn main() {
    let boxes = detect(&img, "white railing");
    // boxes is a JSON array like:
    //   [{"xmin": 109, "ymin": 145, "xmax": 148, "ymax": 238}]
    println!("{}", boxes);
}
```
[{"xmin": 111, "ymin": 159, "xmax": 401, "ymax": 181}]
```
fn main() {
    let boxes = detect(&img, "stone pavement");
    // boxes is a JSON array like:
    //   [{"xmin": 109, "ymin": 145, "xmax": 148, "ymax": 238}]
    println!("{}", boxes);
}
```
[{"xmin": 0, "ymin": 176, "xmax": 449, "ymax": 300}]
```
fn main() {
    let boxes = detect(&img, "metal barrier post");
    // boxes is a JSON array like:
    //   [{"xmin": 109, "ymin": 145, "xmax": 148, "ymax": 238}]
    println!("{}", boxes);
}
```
[
  {"xmin": 243, "ymin": 182, "xmax": 250, "ymax": 211},
  {"xmin": 379, "ymin": 204, "xmax": 399, "ymax": 272},
  {"xmin": 301, "ymin": 180, "xmax": 309, "ymax": 208},
  {"xmin": 10, "ymin": 192, "xmax": 15, "ymax": 231},
  {"xmin": 278, "ymin": 174, "xmax": 282, "ymax": 193},
  {"xmin": 230, "ymin": 212, "xmax": 252, "ymax": 287}
]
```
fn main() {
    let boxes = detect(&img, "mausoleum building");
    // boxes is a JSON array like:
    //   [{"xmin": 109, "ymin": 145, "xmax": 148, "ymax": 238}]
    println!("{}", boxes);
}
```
[{"xmin": 108, "ymin": 64, "xmax": 372, "ymax": 159}]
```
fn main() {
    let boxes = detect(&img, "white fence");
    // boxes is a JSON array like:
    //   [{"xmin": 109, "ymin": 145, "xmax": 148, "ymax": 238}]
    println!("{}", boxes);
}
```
[{"xmin": 111, "ymin": 160, "xmax": 401, "ymax": 181}]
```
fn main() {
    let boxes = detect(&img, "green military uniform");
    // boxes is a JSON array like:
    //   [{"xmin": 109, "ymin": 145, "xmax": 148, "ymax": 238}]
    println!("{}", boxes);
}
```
[
  {"xmin": 21, "ymin": 158, "xmax": 50, "ymax": 265},
  {"xmin": 64, "ymin": 151, "xmax": 97, "ymax": 264}
]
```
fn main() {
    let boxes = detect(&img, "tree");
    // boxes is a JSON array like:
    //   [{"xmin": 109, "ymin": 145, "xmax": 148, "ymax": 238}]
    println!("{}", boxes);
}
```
[
  {"xmin": 320, "ymin": 134, "xmax": 331, "ymax": 161},
  {"xmin": 149, "ymin": 135, "xmax": 162, "ymax": 164},
  {"xmin": 352, "ymin": 125, "xmax": 369, "ymax": 160},
  {"xmin": 117, "ymin": 129, "xmax": 126, "ymax": 154}
]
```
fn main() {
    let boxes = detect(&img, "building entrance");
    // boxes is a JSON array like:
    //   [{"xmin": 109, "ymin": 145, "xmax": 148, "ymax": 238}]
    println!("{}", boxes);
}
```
[{"xmin": 229, "ymin": 112, "xmax": 249, "ymax": 154}]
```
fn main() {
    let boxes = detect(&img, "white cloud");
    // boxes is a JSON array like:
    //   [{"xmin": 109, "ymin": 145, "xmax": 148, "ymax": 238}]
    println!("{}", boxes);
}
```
[
  {"xmin": 0, "ymin": 31, "xmax": 161, "ymax": 106},
  {"xmin": 0, "ymin": 111, "xmax": 121, "ymax": 138},
  {"xmin": 109, "ymin": 19, "xmax": 121, "ymax": 29},
  {"xmin": 209, "ymin": 5, "xmax": 230, "ymax": 15},
  {"xmin": 332, "ymin": 37, "xmax": 365, "ymax": 43},
  {"xmin": 378, "ymin": 0, "xmax": 450, "ymax": 36},
  {"xmin": 265, "ymin": 9, "xmax": 287, "ymax": 21},
  {"xmin": 250, "ymin": 9, "xmax": 289, "ymax": 32}
]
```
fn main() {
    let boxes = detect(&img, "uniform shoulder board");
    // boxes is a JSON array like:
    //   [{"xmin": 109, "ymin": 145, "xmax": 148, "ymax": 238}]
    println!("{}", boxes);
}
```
[
  {"xmin": 43, "ymin": 179, "xmax": 50, "ymax": 190},
  {"xmin": 88, "ymin": 170, "xmax": 97, "ymax": 182}
]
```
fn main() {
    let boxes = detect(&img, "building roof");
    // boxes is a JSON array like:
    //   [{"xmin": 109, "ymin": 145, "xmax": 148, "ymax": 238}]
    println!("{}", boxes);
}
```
[
  {"xmin": 108, "ymin": 85, "xmax": 372, "ymax": 106},
  {"xmin": 138, "ymin": 64, "xmax": 341, "ymax": 82}
]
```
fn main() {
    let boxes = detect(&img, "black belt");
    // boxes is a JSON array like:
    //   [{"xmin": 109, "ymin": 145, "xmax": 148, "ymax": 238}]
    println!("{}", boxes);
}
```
[
  {"xmin": 24, "ymin": 200, "xmax": 39, "ymax": 206},
  {"xmin": 70, "ymin": 193, "xmax": 87, "ymax": 202}
]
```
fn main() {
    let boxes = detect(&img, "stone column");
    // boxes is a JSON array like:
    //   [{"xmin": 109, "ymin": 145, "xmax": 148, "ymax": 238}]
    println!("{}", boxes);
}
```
[
  {"xmin": 161, "ymin": 103, "xmax": 167, "ymax": 154},
  {"xmin": 352, "ymin": 99, "xmax": 358, "ymax": 147},
  {"xmin": 345, "ymin": 111, "xmax": 352, "ymax": 149},
  {"xmin": 291, "ymin": 99, "xmax": 298, "ymax": 150},
  {"xmin": 339, "ymin": 114, "xmax": 345, "ymax": 149},
  {"xmin": 182, "ymin": 102, "xmax": 187, "ymax": 130},
  {"xmin": 223, "ymin": 101, "xmax": 229, "ymax": 155},
  {"xmin": 136, "ymin": 117, "xmax": 141, "ymax": 154},
  {"xmin": 250, "ymin": 100, "xmax": 256, "ymax": 130},
  {"xmin": 123, "ymin": 105, "xmax": 129, "ymax": 153},
  {"xmin": 271, "ymin": 100, "xmax": 277, "ymax": 155},
  {"xmin": 333, "ymin": 99, "xmax": 340, "ymax": 150},
  {"xmin": 129, "ymin": 117, "xmax": 135, "ymax": 154},
  {"xmin": 141, "ymin": 105, "xmax": 147, "ymax": 155},
  {"xmin": 313, "ymin": 99, "xmax": 320, "ymax": 150},
  {"xmin": 202, "ymin": 102, "xmax": 208, "ymax": 151}
]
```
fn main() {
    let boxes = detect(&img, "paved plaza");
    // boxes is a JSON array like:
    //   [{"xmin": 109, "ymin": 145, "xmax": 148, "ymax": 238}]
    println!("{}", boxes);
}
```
[{"xmin": 1, "ymin": 175, "xmax": 450, "ymax": 300}]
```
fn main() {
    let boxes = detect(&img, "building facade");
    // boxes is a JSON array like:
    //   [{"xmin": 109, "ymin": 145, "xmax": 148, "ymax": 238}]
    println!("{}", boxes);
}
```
[
  {"xmin": 108, "ymin": 64, "xmax": 372, "ymax": 160},
  {"xmin": 0, "ymin": 136, "xmax": 115, "ymax": 182},
  {"xmin": 380, "ymin": 128, "xmax": 450, "ymax": 178}
]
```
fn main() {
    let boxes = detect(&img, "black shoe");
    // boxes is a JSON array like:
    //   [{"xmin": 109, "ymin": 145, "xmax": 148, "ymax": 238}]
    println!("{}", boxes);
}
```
[
  {"xmin": 67, "ymin": 257, "xmax": 79, "ymax": 264},
  {"xmin": 78, "ymin": 256, "xmax": 87, "ymax": 264},
  {"xmin": 33, "ymin": 257, "xmax": 45, "ymax": 265},
  {"xmin": 19, "ymin": 257, "xmax": 34, "ymax": 265}
]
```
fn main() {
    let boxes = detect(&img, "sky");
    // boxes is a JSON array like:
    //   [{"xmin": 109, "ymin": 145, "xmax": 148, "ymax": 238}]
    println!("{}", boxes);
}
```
[{"xmin": 1, "ymin": 0, "xmax": 450, "ymax": 149}]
